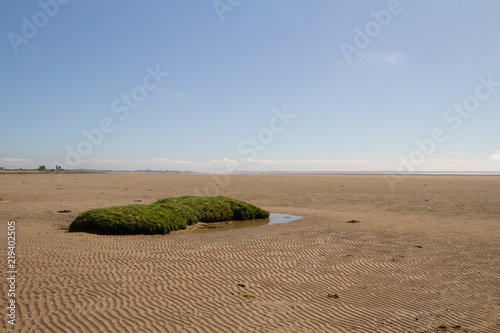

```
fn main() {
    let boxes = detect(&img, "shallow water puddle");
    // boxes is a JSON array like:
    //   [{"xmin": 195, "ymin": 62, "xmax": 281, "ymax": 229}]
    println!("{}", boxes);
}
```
[
  {"xmin": 191, "ymin": 213, "xmax": 303, "ymax": 233},
  {"xmin": 267, "ymin": 213, "xmax": 303, "ymax": 225}
]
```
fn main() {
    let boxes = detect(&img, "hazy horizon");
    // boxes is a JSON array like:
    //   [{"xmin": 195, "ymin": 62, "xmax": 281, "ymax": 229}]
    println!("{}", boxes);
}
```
[{"xmin": 2, "ymin": 1, "xmax": 500, "ymax": 173}]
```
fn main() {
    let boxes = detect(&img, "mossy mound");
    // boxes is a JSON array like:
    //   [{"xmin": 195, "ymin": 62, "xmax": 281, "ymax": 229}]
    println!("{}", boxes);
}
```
[
  {"xmin": 69, "ymin": 196, "xmax": 269, "ymax": 235},
  {"xmin": 68, "ymin": 204, "xmax": 187, "ymax": 235}
]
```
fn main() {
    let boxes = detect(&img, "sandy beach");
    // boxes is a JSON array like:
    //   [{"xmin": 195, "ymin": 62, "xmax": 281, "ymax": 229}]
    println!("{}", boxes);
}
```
[{"xmin": 0, "ymin": 173, "xmax": 498, "ymax": 332}]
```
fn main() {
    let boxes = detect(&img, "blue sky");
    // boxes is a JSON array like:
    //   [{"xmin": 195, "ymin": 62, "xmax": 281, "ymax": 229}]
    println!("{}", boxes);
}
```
[{"xmin": 1, "ymin": 0, "xmax": 499, "ymax": 172}]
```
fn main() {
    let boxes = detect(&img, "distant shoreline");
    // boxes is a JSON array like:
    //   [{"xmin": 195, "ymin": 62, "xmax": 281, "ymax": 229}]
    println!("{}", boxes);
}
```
[{"xmin": 1, "ymin": 169, "xmax": 499, "ymax": 176}]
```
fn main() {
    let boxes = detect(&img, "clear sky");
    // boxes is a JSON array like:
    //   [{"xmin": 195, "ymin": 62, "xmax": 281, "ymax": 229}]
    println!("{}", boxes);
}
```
[{"xmin": 1, "ymin": 0, "xmax": 499, "ymax": 172}]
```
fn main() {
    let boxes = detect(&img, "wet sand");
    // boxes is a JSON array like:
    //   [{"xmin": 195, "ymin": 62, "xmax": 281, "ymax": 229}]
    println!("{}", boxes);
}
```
[{"xmin": 0, "ymin": 173, "xmax": 499, "ymax": 332}]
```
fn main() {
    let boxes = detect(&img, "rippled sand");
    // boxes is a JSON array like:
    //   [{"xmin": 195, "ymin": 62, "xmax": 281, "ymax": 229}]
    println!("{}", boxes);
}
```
[{"xmin": 1, "ymin": 173, "xmax": 499, "ymax": 332}]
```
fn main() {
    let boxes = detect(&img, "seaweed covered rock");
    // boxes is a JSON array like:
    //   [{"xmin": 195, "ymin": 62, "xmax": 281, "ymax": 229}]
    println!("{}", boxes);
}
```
[{"xmin": 69, "ymin": 196, "xmax": 269, "ymax": 235}]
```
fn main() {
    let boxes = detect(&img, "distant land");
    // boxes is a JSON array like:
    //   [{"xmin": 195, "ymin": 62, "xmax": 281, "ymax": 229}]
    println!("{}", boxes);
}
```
[
  {"xmin": 0, "ymin": 168, "xmax": 194, "ymax": 174},
  {"xmin": 1, "ymin": 167, "xmax": 499, "ymax": 176}
]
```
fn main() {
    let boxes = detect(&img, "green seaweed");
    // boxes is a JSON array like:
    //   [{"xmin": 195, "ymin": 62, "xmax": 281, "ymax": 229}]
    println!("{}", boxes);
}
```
[{"xmin": 69, "ymin": 196, "xmax": 269, "ymax": 235}]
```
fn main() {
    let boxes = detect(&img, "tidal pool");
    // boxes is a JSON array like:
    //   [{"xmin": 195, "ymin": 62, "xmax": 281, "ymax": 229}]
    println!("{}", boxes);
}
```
[{"xmin": 191, "ymin": 213, "xmax": 303, "ymax": 233}]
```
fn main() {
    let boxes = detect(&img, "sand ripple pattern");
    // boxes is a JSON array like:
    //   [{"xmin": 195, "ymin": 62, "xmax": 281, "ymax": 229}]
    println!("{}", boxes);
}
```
[{"xmin": 0, "ymin": 174, "xmax": 499, "ymax": 332}]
